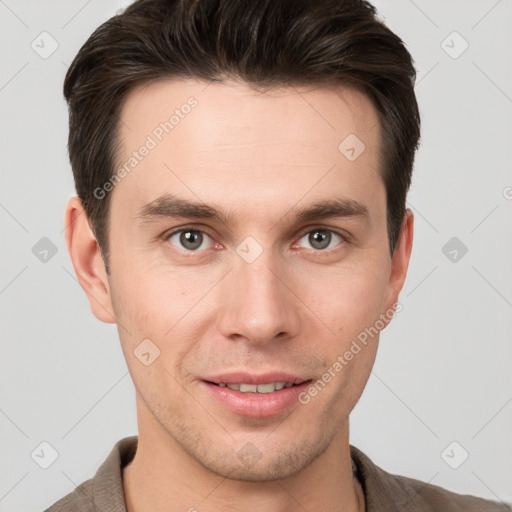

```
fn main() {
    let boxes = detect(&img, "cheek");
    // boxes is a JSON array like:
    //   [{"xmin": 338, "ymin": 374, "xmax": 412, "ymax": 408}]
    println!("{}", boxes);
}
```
[
  {"xmin": 110, "ymin": 261, "xmax": 207, "ymax": 333},
  {"xmin": 108, "ymin": 262, "xmax": 220, "ymax": 373},
  {"xmin": 303, "ymin": 263, "xmax": 389, "ymax": 340},
  {"xmin": 306, "ymin": 269, "xmax": 387, "ymax": 414},
  {"xmin": 110, "ymin": 273, "xmax": 170, "ymax": 338},
  {"xmin": 109, "ymin": 269, "xmax": 194, "ymax": 403}
]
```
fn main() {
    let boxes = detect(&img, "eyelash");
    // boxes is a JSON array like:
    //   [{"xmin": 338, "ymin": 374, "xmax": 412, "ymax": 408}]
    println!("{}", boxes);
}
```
[{"xmin": 163, "ymin": 225, "xmax": 347, "ymax": 255}]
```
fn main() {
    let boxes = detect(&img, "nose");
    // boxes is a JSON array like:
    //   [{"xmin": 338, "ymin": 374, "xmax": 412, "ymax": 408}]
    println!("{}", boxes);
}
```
[{"xmin": 217, "ymin": 248, "xmax": 301, "ymax": 346}]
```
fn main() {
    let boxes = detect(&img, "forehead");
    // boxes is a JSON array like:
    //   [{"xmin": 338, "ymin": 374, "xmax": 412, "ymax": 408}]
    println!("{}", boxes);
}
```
[
  {"xmin": 112, "ymin": 78, "xmax": 383, "ymax": 219},
  {"xmin": 118, "ymin": 77, "xmax": 380, "ymax": 151}
]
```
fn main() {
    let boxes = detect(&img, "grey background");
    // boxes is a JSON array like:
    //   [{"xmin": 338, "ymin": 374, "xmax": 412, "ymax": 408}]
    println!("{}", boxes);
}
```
[{"xmin": 1, "ymin": 0, "xmax": 511, "ymax": 510}]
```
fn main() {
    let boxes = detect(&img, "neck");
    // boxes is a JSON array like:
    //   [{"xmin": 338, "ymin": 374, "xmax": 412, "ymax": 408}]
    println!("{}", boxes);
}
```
[{"xmin": 123, "ymin": 398, "xmax": 364, "ymax": 512}]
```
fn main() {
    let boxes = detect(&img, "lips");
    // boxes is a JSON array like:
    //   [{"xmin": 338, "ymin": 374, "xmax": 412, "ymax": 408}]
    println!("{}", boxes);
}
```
[
  {"xmin": 200, "ymin": 372, "xmax": 313, "ymax": 417},
  {"xmin": 203, "ymin": 371, "xmax": 310, "ymax": 386},
  {"xmin": 217, "ymin": 382, "xmax": 294, "ymax": 393}
]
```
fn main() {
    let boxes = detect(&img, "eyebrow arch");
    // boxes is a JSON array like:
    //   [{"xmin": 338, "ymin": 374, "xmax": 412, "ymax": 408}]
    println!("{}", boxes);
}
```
[
  {"xmin": 136, "ymin": 193, "xmax": 232, "ymax": 224},
  {"xmin": 136, "ymin": 193, "xmax": 369, "ymax": 226},
  {"xmin": 293, "ymin": 198, "xmax": 369, "ymax": 223}
]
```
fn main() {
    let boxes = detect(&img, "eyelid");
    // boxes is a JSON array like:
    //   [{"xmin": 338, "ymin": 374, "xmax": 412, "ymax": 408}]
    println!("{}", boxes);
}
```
[
  {"xmin": 163, "ymin": 224, "xmax": 215, "ymax": 240},
  {"xmin": 294, "ymin": 225, "xmax": 349, "ymax": 244}
]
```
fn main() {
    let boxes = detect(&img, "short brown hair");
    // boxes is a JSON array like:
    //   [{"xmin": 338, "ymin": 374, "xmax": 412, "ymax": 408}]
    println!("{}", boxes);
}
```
[{"xmin": 64, "ymin": 0, "xmax": 420, "ymax": 270}]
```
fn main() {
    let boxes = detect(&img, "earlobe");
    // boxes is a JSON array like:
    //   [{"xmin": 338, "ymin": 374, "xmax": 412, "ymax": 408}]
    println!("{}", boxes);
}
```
[
  {"xmin": 64, "ymin": 196, "xmax": 116, "ymax": 324},
  {"xmin": 384, "ymin": 209, "xmax": 414, "ymax": 314}
]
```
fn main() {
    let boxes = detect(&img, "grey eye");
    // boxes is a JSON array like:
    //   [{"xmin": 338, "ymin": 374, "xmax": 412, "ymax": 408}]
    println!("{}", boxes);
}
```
[
  {"xmin": 168, "ymin": 229, "xmax": 212, "ymax": 251},
  {"xmin": 298, "ymin": 229, "xmax": 342, "ymax": 250}
]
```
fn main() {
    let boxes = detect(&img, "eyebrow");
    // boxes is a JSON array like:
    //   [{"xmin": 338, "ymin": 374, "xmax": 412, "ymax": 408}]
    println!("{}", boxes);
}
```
[
  {"xmin": 137, "ymin": 194, "xmax": 233, "ymax": 224},
  {"xmin": 294, "ymin": 198, "xmax": 368, "ymax": 223},
  {"xmin": 136, "ymin": 193, "xmax": 369, "ymax": 226}
]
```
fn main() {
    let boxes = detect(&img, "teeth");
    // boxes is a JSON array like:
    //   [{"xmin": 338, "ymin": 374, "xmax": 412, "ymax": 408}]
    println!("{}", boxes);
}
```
[
  {"xmin": 219, "ymin": 381, "xmax": 292, "ymax": 393},
  {"xmin": 256, "ymin": 383, "xmax": 276, "ymax": 394},
  {"xmin": 240, "ymin": 383, "xmax": 258, "ymax": 392}
]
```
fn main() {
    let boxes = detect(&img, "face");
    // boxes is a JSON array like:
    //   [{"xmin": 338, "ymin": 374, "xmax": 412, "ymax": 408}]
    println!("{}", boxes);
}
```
[{"xmin": 71, "ymin": 78, "xmax": 412, "ymax": 481}]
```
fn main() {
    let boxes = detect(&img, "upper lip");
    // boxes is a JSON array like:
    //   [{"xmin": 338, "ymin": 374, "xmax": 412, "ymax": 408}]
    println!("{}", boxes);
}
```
[{"xmin": 203, "ymin": 372, "xmax": 311, "ymax": 385}]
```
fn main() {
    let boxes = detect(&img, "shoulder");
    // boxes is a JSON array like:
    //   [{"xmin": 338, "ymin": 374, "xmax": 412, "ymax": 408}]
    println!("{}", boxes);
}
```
[
  {"xmin": 390, "ymin": 472, "xmax": 510, "ymax": 511},
  {"xmin": 43, "ymin": 436, "xmax": 137, "ymax": 512},
  {"xmin": 350, "ymin": 445, "xmax": 511, "ymax": 512},
  {"xmin": 44, "ymin": 479, "xmax": 95, "ymax": 512}
]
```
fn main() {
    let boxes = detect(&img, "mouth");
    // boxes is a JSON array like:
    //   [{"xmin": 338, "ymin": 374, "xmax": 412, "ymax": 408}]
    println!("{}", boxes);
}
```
[
  {"xmin": 200, "ymin": 373, "xmax": 313, "ymax": 417},
  {"xmin": 206, "ymin": 381, "xmax": 307, "ymax": 393}
]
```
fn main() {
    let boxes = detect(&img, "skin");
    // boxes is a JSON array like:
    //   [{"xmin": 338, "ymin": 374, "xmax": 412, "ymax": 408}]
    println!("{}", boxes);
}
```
[{"xmin": 65, "ymin": 78, "xmax": 413, "ymax": 512}]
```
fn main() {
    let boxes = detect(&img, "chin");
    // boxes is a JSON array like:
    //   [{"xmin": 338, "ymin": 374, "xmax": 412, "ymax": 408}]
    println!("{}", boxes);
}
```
[
  {"xmin": 200, "ymin": 457, "xmax": 303, "ymax": 482},
  {"xmin": 191, "ymin": 434, "xmax": 333, "ymax": 483}
]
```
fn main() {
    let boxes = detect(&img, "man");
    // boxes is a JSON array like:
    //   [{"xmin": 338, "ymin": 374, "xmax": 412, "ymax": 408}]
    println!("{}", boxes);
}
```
[{"xmin": 46, "ymin": 0, "xmax": 509, "ymax": 510}]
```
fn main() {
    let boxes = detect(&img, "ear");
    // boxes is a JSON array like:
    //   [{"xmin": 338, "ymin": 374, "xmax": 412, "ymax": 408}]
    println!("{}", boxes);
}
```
[
  {"xmin": 383, "ymin": 208, "xmax": 414, "ymax": 316},
  {"xmin": 64, "ymin": 196, "xmax": 116, "ymax": 324}
]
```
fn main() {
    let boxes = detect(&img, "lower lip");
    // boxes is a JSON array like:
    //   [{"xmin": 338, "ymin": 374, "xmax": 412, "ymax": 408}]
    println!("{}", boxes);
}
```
[{"xmin": 201, "ymin": 381, "xmax": 312, "ymax": 418}]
